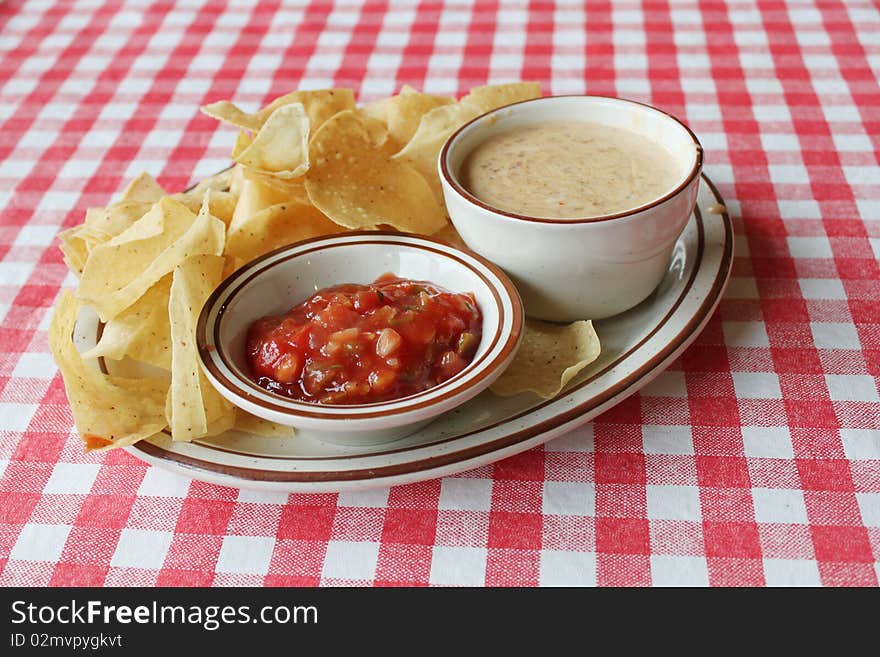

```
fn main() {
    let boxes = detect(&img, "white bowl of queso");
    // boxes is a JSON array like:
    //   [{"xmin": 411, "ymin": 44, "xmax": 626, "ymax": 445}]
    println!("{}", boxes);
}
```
[{"xmin": 439, "ymin": 95, "xmax": 703, "ymax": 321}]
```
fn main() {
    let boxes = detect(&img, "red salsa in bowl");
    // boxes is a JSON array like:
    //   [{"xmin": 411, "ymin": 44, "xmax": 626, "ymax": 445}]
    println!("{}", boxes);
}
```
[{"xmin": 246, "ymin": 273, "xmax": 483, "ymax": 405}]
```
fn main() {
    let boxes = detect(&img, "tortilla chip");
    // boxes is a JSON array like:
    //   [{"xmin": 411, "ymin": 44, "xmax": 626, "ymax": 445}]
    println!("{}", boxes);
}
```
[
  {"xmin": 229, "ymin": 176, "xmax": 297, "ymax": 233},
  {"xmin": 81, "ymin": 274, "xmax": 172, "ymax": 369},
  {"xmin": 305, "ymin": 109, "xmax": 446, "ymax": 233},
  {"xmin": 78, "ymin": 197, "xmax": 225, "ymax": 321},
  {"xmin": 83, "ymin": 201, "xmax": 156, "ymax": 242},
  {"xmin": 226, "ymin": 201, "xmax": 343, "ymax": 263},
  {"xmin": 121, "ymin": 172, "xmax": 166, "ymax": 203},
  {"xmin": 392, "ymin": 101, "xmax": 482, "ymax": 201},
  {"xmin": 49, "ymin": 291, "xmax": 169, "ymax": 451},
  {"xmin": 58, "ymin": 227, "xmax": 91, "ymax": 275},
  {"xmin": 366, "ymin": 85, "xmax": 455, "ymax": 146},
  {"xmin": 167, "ymin": 254, "xmax": 233, "ymax": 442},
  {"xmin": 229, "ymin": 163, "xmax": 247, "ymax": 197},
  {"xmin": 243, "ymin": 169, "xmax": 312, "ymax": 207},
  {"xmin": 186, "ymin": 167, "xmax": 234, "ymax": 195},
  {"xmin": 172, "ymin": 189, "xmax": 238, "ymax": 227},
  {"xmin": 233, "ymin": 409, "xmax": 296, "ymax": 437},
  {"xmin": 202, "ymin": 88, "xmax": 355, "ymax": 135},
  {"xmin": 233, "ymin": 103, "xmax": 310, "ymax": 179},
  {"xmin": 228, "ymin": 129, "xmax": 250, "ymax": 159},
  {"xmin": 491, "ymin": 319, "xmax": 601, "ymax": 398},
  {"xmin": 360, "ymin": 96, "xmax": 392, "ymax": 125},
  {"xmin": 461, "ymin": 81, "xmax": 542, "ymax": 113}
]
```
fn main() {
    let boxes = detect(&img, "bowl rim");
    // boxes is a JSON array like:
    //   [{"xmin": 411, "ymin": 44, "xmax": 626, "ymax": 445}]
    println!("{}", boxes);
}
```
[
  {"xmin": 439, "ymin": 94, "xmax": 704, "ymax": 225},
  {"xmin": 196, "ymin": 231, "xmax": 524, "ymax": 422}
]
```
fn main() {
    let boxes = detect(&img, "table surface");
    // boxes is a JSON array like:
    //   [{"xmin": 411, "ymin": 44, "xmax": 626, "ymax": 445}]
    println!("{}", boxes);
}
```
[{"xmin": 1, "ymin": 0, "xmax": 879, "ymax": 587}]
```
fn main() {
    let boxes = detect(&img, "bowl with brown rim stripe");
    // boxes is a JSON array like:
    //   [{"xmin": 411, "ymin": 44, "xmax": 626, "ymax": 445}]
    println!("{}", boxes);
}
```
[{"xmin": 196, "ymin": 231, "xmax": 524, "ymax": 445}]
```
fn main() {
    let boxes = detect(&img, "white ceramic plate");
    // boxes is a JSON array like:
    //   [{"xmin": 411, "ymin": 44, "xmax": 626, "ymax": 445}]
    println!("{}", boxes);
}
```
[{"xmin": 73, "ymin": 173, "xmax": 732, "ymax": 492}]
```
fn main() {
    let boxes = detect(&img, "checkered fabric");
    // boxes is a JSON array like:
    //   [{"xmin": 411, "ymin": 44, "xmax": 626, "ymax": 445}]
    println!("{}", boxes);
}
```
[{"xmin": 0, "ymin": 0, "xmax": 878, "ymax": 587}]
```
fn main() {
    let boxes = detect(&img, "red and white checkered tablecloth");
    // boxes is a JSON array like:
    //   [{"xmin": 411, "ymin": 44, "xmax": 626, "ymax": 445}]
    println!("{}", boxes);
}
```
[{"xmin": 0, "ymin": 0, "xmax": 878, "ymax": 587}]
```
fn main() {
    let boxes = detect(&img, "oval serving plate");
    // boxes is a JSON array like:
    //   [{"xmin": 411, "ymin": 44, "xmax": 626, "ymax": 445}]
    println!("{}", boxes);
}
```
[{"xmin": 73, "ymin": 173, "xmax": 732, "ymax": 492}]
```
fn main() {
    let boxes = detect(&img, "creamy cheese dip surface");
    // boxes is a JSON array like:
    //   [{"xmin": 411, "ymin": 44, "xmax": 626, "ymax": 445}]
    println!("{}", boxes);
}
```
[{"xmin": 459, "ymin": 121, "xmax": 682, "ymax": 219}]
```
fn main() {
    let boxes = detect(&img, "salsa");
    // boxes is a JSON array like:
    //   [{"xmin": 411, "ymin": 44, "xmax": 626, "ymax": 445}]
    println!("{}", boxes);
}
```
[{"xmin": 246, "ymin": 273, "xmax": 483, "ymax": 405}]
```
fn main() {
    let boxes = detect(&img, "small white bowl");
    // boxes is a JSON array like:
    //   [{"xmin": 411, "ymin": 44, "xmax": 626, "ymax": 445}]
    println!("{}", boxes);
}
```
[
  {"xmin": 196, "ymin": 232, "xmax": 524, "ymax": 444},
  {"xmin": 440, "ymin": 95, "xmax": 703, "ymax": 321}
]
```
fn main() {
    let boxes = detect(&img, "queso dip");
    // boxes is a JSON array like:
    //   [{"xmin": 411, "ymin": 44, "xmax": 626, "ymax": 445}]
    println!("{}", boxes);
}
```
[{"xmin": 459, "ymin": 120, "xmax": 681, "ymax": 219}]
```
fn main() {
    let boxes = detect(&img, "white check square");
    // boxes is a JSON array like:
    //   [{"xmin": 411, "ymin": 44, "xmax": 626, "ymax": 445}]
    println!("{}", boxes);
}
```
[
  {"xmin": 767, "ymin": 164, "xmax": 809, "ymax": 183},
  {"xmin": 14, "ymin": 225, "xmax": 59, "ymax": 247},
  {"xmin": 824, "ymin": 374, "xmax": 879, "ymax": 402},
  {"xmin": 752, "ymin": 488, "xmax": 808, "ymax": 524},
  {"xmin": 0, "ymin": 403, "xmax": 37, "ymax": 432},
  {"xmin": 438, "ymin": 478, "xmax": 493, "ymax": 512},
  {"xmin": 11, "ymin": 524, "xmax": 71, "ymax": 562},
  {"xmin": 839, "ymin": 429, "xmax": 880, "ymax": 460},
  {"xmin": 741, "ymin": 426, "xmax": 794, "ymax": 459},
  {"xmin": 110, "ymin": 529, "xmax": 173, "ymax": 570},
  {"xmin": 798, "ymin": 278, "xmax": 846, "ymax": 300},
  {"xmin": 651, "ymin": 555, "xmax": 709, "ymax": 586},
  {"xmin": 811, "ymin": 322, "xmax": 861, "ymax": 350},
  {"xmin": 763, "ymin": 559, "xmax": 821, "ymax": 586},
  {"xmin": 337, "ymin": 488, "xmax": 390, "ymax": 508},
  {"xmin": 787, "ymin": 236, "xmax": 832, "ymax": 259},
  {"xmin": 236, "ymin": 489, "xmax": 290, "ymax": 504},
  {"xmin": 778, "ymin": 200, "xmax": 821, "ymax": 220},
  {"xmin": 11, "ymin": 352, "xmax": 57, "ymax": 379},
  {"xmin": 137, "ymin": 467, "xmax": 192, "ymax": 498},
  {"xmin": 642, "ymin": 425, "xmax": 694, "ymax": 455},
  {"xmin": 856, "ymin": 493, "xmax": 880, "ymax": 528},
  {"xmin": 43, "ymin": 463, "xmax": 101, "ymax": 495},
  {"xmin": 646, "ymin": 485, "xmax": 702, "ymax": 521},
  {"xmin": 639, "ymin": 371, "xmax": 687, "ymax": 398},
  {"xmin": 0, "ymin": 262, "xmax": 35, "ymax": 288},
  {"xmin": 732, "ymin": 372, "xmax": 782, "ymax": 399},
  {"xmin": 540, "ymin": 550, "xmax": 596, "ymax": 586},
  {"xmin": 543, "ymin": 481, "xmax": 595, "ymax": 516},
  {"xmin": 322, "ymin": 541, "xmax": 380, "ymax": 581},
  {"xmin": 216, "ymin": 536, "xmax": 276, "ymax": 575},
  {"xmin": 832, "ymin": 134, "xmax": 874, "ymax": 152},
  {"xmin": 546, "ymin": 424, "xmax": 593, "ymax": 452},
  {"xmin": 430, "ymin": 545, "xmax": 487, "ymax": 586},
  {"xmin": 723, "ymin": 321, "xmax": 770, "ymax": 348}
]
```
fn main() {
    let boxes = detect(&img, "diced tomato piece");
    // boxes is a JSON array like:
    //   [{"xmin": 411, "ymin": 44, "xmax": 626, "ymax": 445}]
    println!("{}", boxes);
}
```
[{"xmin": 353, "ymin": 289, "xmax": 382, "ymax": 312}]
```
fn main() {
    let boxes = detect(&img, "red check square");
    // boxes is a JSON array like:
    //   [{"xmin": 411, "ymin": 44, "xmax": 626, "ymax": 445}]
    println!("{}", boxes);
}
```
[
  {"xmin": 703, "ymin": 521, "xmax": 762, "ymax": 558},
  {"xmin": 381, "ymin": 508, "xmax": 437, "ymax": 546},
  {"xmin": 595, "ymin": 452, "xmax": 646, "ymax": 485},
  {"xmin": 374, "ymin": 543, "xmax": 432, "ymax": 586},
  {"xmin": 49, "ymin": 563, "xmax": 108, "ymax": 586},
  {"xmin": 488, "ymin": 511, "xmax": 542, "ymax": 550},
  {"xmin": 797, "ymin": 459, "xmax": 855, "ymax": 491},
  {"xmin": 696, "ymin": 455, "xmax": 752, "ymax": 488},
  {"xmin": 688, "ymin": 396, "xmax": 741, "ymax": 426},
  {"xmin": 811, "ymin": 525, "xmax": 873, "ymax": 563},
  {"xmin": 595, "ymin": 517, "xmax": 650, "ymax": 555},
  {"xmin": 785, "ymin": 400, "xmax": 840, "ymax": 429},
  {"xmin": 493, "ymin": 448, "xmax": 545, "ymax": 481},
  {"xmin": 277, "ymin": 504, "xmax": 337, "ymax": 541},
  {"xmin": 174, "ymin": 499, "xmax": 235, "ymax": 535},
  {"xmin": 75, "ymin": 495, "xmax": 134, "ymax": 529}
]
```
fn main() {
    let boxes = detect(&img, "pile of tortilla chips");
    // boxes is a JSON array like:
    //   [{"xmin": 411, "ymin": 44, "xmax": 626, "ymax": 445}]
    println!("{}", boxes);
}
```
[{"xmin": 50, "ymin": 82, "xmax": 601, "ymax": 452}]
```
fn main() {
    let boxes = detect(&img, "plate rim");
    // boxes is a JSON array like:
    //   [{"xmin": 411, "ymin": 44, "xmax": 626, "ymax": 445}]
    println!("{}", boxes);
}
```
[{"xmin": 123, "ymin": 172, "xmax": 733, "ymax": 487}]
